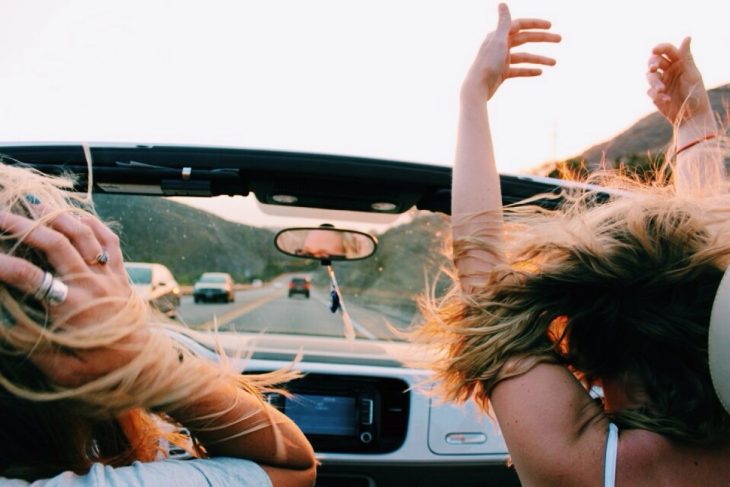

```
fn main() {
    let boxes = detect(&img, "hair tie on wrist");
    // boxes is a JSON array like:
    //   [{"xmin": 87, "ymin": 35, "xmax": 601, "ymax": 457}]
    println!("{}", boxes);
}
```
[{"xmin": 676, "ymin": 133, "xmax": 718, "ymax": 155}]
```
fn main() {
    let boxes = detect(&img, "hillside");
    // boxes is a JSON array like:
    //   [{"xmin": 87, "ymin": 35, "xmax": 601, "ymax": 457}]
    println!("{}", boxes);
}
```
[
  {"xmin": 311, "ymin": 213, "xmax": 450, "ymax": 316},
  {"xmin": 539, "ymin": 84, "xmax": 730, "ymax": 175},
  {"xmin": 93, "ymin": 195, "xmax": 448, "ymax": 314},
  {"xmin": 94, "ymin": 195, "xmax": 313, "ymax": 284}
]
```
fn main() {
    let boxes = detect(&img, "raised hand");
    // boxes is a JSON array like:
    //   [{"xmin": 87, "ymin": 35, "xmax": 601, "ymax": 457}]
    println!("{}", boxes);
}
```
[
  {"xmin": 646, "ymin": 37, "xmax": 713, "ymax": 126},
  {"xmin": 461, "ymin": 3, "xmax": 560, "ymax": 103}
]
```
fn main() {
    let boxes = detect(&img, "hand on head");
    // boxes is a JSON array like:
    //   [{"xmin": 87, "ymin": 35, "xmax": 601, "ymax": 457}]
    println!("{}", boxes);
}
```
[
  {"xmin": 461, "ymin": 3, "xmax": 560, "ymax": 103},
  {"xmin": 0, "ymin": 204, "xmax": 146, "ymax": 388},
  {"xmin": 646, "ymin": 37, "xmax": 712, "ymax": 126}
]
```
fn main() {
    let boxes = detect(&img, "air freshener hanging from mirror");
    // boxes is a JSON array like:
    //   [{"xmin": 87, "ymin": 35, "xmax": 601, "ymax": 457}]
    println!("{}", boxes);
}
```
[{"xmin": 326, "ymin": 264, "xmax": 355, "ymax": 340}]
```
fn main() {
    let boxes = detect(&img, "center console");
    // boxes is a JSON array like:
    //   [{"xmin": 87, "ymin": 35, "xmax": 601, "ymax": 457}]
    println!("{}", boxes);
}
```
[{"xmin": 265, "ymin": 373, "xmax": 409, "ymax": 454}]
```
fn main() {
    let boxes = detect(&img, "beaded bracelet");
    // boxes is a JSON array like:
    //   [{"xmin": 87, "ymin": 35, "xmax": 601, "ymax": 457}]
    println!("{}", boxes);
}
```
[{"xmin": 676, "ymin": 133, "xmax": 718, "ymax": 155}]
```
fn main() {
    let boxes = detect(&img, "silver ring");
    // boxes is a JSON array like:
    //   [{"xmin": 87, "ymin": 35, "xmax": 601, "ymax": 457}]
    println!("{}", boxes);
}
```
[
  {"xmin": 94, "ymin": 250, "xmax": 109, "ymax": 265},
  {"xmin": 33, "ymin": 272, "xmax": 54, "ymax": 301},
  {"xmin": 45, "ymin": 278, "xmax": 69, "ymax": 306},
  {"xmin": 33, "ymin": 271, "xmax": 68, "ymax": 307}
]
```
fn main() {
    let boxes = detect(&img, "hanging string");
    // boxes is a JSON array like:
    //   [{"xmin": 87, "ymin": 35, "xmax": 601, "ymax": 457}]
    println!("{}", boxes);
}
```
[{"xmin": 325, "ymin": 264, "xmax": 355, "ymax": 341}]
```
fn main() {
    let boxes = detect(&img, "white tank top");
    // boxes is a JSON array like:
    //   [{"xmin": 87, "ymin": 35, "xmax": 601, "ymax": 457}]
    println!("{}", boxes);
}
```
[{"xmin": 604, "ymin": 422, "xmax": 619, "ymax": 487}]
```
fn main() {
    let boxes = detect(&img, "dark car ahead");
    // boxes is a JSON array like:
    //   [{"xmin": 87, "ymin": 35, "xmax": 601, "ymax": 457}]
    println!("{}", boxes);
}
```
[{"xmin": 288, "ymin": 277, "xmax": 311, "ymax": 298}]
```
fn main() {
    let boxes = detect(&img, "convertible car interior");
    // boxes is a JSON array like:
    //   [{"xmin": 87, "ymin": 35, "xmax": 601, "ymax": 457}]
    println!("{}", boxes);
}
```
[{"xmin": 1, "ymin": 143, "xmax": 590, "ymax": 487}]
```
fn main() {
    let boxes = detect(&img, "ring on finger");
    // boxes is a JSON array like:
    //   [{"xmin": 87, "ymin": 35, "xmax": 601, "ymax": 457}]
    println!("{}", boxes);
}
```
[
  {"xmin": 45, "ymin": 278, "xmax": 69, "ymax": 306},
  {"xmin": 33, "ymin": 271, "xmax": 54, "ymax": 301},
  {"xmin": 33, "ymin": 272, "xmax": 69, "ymax": 307},
  {"xmin": 93, "ymin": 250, "xmax": 109, "ymax": 266}
]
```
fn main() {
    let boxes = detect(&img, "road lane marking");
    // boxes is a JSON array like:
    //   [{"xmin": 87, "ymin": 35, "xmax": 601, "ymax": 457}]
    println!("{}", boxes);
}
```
[
  {"xmin": 196, "ymin": 292, "xmax": 280, "ymax": 331},
  {"xmin": 312, "ymin": 293, "xmax": 378, "ymax": 340}
]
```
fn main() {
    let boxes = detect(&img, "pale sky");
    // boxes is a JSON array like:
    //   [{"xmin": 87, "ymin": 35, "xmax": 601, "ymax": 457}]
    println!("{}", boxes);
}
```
[{"xmin": 0, "ymin": 1, "xmax": 728, "ymax": 184}]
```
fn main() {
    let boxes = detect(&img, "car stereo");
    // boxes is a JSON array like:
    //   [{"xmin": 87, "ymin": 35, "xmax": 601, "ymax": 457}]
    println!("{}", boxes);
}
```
[{"xmin": 264, "ymin": 374, "xmax": 409, "ymax": 454}]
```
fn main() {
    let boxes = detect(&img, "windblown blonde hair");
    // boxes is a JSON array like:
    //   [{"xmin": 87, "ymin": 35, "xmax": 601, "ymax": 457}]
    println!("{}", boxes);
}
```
[
  {"xmin": 417, "ymin": 137, "xmax": 730, "ymax": 444},
  {"xmin": 0, "ymin": 162, "xmax": 294, "ymax": 476}
]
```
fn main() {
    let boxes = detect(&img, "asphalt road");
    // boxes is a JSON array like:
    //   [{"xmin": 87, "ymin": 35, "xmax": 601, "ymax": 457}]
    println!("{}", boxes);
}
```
[{"xmin": 175, "ymin": 276, "xmax": 412, "ymax": 341}]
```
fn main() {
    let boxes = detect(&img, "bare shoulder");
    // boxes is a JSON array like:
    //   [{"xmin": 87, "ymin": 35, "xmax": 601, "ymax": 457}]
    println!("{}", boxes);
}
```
[
  {"xmin": 618, "ymin": 429, "xmax": 730, "ymax": 486},
  {"xmin": 490, "ymin": 363, "xmax": 609, "ymax": 485}
]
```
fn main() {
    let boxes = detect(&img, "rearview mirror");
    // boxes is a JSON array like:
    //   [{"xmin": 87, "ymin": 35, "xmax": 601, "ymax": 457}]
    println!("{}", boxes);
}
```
[{"xmin": 275, "ymin": 227, "xmax": 377, "ymax": 262}]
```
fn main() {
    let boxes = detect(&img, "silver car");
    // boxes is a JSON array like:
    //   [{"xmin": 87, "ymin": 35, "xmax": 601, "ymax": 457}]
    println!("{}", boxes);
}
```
[
  {"xmin": 193, "ymin": 272, "xmax": 235, "ymax": 303},
  {"xmin": 125, "ymin": 262, "xmax": 181, "ymax": 317}
]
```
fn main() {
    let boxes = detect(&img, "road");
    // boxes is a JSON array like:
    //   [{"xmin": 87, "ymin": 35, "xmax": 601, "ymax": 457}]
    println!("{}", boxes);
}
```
[{"xmin": 175, "ymin": 276, "xmax": 412, "ymax": 341}]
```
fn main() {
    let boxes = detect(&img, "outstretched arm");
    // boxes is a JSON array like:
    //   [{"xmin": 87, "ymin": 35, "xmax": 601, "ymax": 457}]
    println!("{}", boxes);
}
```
[
  {"xmin": 453, "ymin": 3, "xmax": 559, "ymax": 292},
  {"xmin": 646, "ymin": 37, "xmax": 723, "ymax": 193},
  {"xmin": 452, "ymin": 6, "xmax": 612, "ymax": 485}
]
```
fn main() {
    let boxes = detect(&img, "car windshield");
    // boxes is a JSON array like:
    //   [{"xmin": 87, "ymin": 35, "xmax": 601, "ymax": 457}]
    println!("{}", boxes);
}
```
[
  {"xmin": 95, "ymin": 193, "xmax": 449, "ymax": 341},
  {"xmin": 199, "ymin": 275, "xmax": 227, "ymax": 283},
  {"xmin": 126, "ymin": 267, "xmax": 152, "ymax": 285},
  {"xmin": 4, "ymin": 2, "xmax": 728, "ymax": 342}
]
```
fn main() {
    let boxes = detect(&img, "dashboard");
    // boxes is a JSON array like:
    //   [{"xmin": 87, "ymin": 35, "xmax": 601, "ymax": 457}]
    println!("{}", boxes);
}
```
[
  {"xmin": 182, "ymin": 333, "xmax": 521, "ymax": 487},
  {"xmin": 263, "ymin": 373, "xmax": 408, "ymax": 454}
]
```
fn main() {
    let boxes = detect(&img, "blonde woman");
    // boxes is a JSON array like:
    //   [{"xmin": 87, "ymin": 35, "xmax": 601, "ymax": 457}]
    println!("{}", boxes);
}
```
[
  {"xmin": 419, "ymin": 3, "xmax": 730, "ymax": 485},
  {"xmin": 0, "ymin": 166, "xmax": 316, "ymax": 485}
]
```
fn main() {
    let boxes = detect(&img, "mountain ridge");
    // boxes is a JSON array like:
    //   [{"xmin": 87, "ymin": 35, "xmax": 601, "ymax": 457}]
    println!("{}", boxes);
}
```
[{"xmin": 535, "ymin": 83, "xmax": 730, "ymax": 176}]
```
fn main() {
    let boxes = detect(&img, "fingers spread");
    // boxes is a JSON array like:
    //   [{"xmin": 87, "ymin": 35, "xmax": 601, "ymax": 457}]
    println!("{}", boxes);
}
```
[
  {"xmin": 510, "ymin": 18, "xmax": 552, "ymax": 33},
  {"xmin": 510, "ymin": 31, "xmax": 561, "ymax": 48},
  {"xmin": 0, "ymin": 212, "xmax": 86, "ymax": 275},
  {"xmin": 507, "ymin": 67, "xmax": 543, "ymax": 79},
  {"xmin": 510, "ymin": 52, "xmax": 556, "ymax": 66}
]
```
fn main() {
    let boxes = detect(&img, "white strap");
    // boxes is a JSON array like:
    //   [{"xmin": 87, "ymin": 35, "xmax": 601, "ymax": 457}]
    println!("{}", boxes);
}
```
[{"xmin": 604, "ymin": 422, "xmax": 619, "ymax": 487}]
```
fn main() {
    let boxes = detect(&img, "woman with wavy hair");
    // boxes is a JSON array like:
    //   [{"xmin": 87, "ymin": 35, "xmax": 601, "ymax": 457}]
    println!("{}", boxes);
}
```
[
  {"xmin": 0, "ymin": 164, "xmax": 316, "ymax": 484},
  {"xmin": 418, "ymin": 4, "xmax": 730, "ymax": 485}
]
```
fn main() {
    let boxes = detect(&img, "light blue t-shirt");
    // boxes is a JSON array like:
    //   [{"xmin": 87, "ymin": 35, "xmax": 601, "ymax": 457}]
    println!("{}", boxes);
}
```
[{"xmin": 0, "ymin": 457, "xmax": 272, "ymax": 487}]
